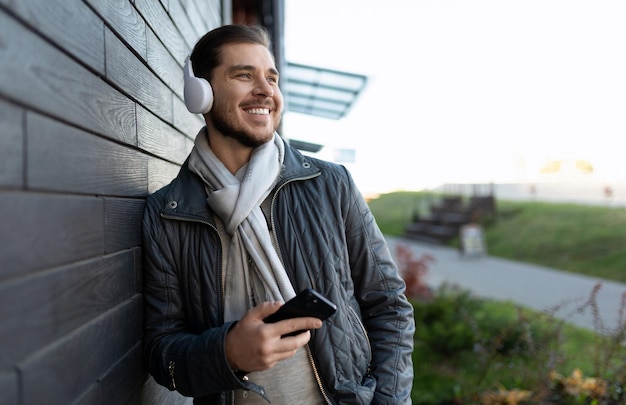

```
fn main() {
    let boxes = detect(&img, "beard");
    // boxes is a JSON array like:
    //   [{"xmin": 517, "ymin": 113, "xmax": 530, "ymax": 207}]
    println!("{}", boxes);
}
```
[{"xmin": 210, "ymin": 101, "xmax": 282, "ymax": 148}]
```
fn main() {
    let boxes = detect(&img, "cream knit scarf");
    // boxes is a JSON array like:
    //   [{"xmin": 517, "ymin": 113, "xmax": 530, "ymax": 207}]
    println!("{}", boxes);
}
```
[{"xmin": 188, "ymin": 129, "xmax": 295, "ymax": 322}]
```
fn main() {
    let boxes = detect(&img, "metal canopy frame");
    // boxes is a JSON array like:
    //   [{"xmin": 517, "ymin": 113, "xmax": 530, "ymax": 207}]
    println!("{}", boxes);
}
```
[{"xmin": 285, "ymin": 62, "xmax": 368, "ymax": 120}]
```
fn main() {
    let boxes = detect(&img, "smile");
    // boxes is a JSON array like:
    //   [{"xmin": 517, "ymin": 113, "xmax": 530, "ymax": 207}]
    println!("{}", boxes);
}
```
[{"xmin": 244, "ymin": 108, "xmax": 270, "ymax": 115}]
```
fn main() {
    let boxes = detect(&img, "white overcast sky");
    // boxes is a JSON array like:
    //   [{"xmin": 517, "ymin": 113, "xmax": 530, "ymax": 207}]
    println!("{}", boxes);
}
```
[{"xmin": 282, "ymin": 0, "xmax": 626, "ymax": 194}]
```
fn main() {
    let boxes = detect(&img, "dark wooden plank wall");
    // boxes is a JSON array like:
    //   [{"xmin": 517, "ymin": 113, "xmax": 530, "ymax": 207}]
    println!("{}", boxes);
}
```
[{"xmin": 0, "ymin": 0, "xmax": 224, "ymax": 404}]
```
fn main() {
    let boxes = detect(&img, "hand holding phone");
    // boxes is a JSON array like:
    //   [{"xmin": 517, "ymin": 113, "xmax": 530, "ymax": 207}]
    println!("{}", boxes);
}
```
[{"xmin": 263, "ymin": 289, "xmax": 337, "ymax": 337}]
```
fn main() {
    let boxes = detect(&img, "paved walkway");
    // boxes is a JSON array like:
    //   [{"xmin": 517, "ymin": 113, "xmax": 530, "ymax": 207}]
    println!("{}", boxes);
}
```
[{"xmin": 385, "ymin": 236, "xmax": 626, "ymax": 332}]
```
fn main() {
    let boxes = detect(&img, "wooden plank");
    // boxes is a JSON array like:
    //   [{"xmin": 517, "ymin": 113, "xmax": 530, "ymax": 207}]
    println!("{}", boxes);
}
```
[
  {"xmin": 0, "ymin": 371, "xmax": 18, "ymax": 405},
  {"xmin": 104, "ymin": 198, "xmax": 145, "ymax": 253},
  {"xmin": 1, "ymin": 0, "xmax": 106, "ymax": 74},
  {"xmin": 0, "ymin": 98, "xmax": 24, "ymax": 187},
  {"xmin": 19, "ymin": 296, "xmax": 142, "ymax": 405},
  {"xmin": 146, "ymin": 27, "xmax": 185, "ymax": 100},
  {"xmin": 148, "ymin": 157, "xmax": 182, "ymax": 195},
  {"xmin": 134, "ymin": 0, "xmax": 188, "ymax": 64},
  {"xmin": 0, "ymin": 250, "xmax": 137, "ymax": 368},
  {"xmin": 0, "ymin": 191, "xmax": 104, "ymax": 280},
  {"xmin": 137, "ymin": 105, "xmax": 189, "ymax": 165},
  {"xmin": 173, "ymin": 95, "xmax": 205, "ymax": 138},
  {"xmin": 168, "ymin": 0, "xmax": 202, "ymax": 47},
  {"xmin": 72, "ymin": 383, "xmax": 100, "ymax": 405},
  {"xmin": 186, "ymin": 135, "xmax": 194, "ymax": 156},
  {"xmin": 100, "ymin": 343, "xmax": 147, "ymax": 405},
  {"xmin": 27, "ymin": 113, "xmax": 148, "ymax": 197},
  {"xmin": 0, "ymin": 13, "xmax": 137, "ymax": 146},
  {"xmin": 83, "ymin": 0, "xmax": 148, "ymax": 60},
  {"xmin": 189, "ymin": 0, "xmax": 222, "ymax": 31},
  {"xmin": 133, "ymin": 247, "xmax": 143, "ymax": 293},
  {"xmin": 105, "ymin": 27, "xmax": 173, "ymax": 122}
]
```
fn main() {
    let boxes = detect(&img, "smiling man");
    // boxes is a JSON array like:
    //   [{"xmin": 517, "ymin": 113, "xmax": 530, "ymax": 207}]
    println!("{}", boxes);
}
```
[{"xmin": 142, "ymin": 25, "xmax": 414, "ymax": 405}]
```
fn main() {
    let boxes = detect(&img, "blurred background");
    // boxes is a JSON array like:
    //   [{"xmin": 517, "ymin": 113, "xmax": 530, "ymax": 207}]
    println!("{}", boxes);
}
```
[{"xmin": 281, "ymin": 0, "xmax": 626, "ymax": 205}]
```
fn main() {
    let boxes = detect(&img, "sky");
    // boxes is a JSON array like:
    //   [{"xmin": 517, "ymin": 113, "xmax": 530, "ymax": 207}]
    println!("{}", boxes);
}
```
[{"xmin": 281, "ymin": 0, "xmax": 626, "ymax": 195}]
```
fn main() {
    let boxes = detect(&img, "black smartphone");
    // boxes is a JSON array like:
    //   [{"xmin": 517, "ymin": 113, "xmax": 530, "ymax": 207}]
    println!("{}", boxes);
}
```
[{"xmin": 263, "ymin": 288, "xmax": 337, "ymax": 337}]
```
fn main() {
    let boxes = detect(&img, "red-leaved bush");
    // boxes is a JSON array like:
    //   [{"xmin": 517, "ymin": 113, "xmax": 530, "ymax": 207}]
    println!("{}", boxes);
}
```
[{"xmin": 395, "ymin": 244, "xmax": 435, "ymax": 300}]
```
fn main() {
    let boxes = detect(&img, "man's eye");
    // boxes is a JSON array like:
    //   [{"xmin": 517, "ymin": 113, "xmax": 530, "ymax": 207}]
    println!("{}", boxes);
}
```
[
  {"xmin": 268, "ymin": 77, "xmax": 278, "ymax": 84},
  {"xmin": 238, "ymin": 73, "xmax": 252, "ymax": 79}
]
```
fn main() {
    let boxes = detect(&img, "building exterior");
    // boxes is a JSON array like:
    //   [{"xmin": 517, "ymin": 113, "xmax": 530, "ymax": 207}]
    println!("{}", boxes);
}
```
[{"xmin": 0, "ymin": 1, "xmax": 284, "ymax": 404}]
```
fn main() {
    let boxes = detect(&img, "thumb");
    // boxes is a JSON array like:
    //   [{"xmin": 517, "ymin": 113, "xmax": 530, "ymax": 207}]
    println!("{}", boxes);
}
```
[{"xmin": 249, "ymin": 300, "xmax": 284, "ymax": 320}]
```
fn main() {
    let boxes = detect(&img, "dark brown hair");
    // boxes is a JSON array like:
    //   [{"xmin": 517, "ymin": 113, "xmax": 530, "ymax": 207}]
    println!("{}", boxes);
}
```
[{"xmin": 190, "ymin": 24, "xmax": 271, "ymax": 82}]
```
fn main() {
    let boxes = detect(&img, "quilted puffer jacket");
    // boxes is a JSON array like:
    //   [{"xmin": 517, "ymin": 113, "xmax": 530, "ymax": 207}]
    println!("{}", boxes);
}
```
[{"xmin": 142, "ymin": 139, "xmax": 415, "ymax": 404}]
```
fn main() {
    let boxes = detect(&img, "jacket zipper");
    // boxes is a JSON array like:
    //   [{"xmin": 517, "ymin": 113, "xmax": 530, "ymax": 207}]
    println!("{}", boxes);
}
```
[
  {"xmin": 168, "ymin": 360, "xmax": 176, "ymax": 389},
  {"xmin": 305, "ymin": 344, "xmax": 333, "ymax": 404},
  {"xmin": 160, "ymin": 212, "xmax": 226, "ymax": 319},
  {"xmin": 270, "ymin": 171, "xmax": 335, "ymax": 403},
  {"xmin": 161, "ymin": 169, "xmax": 322, "ymax": 403},
  {"xmin": 348, "ymin": 306, "xmax": 372, "ymax": 366},
  {"xmin": 269, "ymin": 171, "xmax": 320, "ymax": 268},
  {"xmin": 160, "ymin": 212, "xmax": 229, "ymax": 399}
]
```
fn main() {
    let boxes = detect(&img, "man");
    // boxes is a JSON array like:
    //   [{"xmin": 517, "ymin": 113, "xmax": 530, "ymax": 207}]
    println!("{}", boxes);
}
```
[{"xmin": 143, "ymin": 24, "xmax": 414, "ymax": 404}]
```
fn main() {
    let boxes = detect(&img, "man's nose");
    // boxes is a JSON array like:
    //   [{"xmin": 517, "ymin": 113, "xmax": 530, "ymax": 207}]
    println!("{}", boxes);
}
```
[{"xmin": 253, "ymin": 79, "xmax": 274, "ymax": 98}]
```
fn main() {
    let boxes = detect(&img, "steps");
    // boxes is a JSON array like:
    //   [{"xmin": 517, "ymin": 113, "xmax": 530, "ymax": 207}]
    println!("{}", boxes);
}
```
[{"xmin": 403, "ymin": 195, "xmax": 495, "ymax": 244}]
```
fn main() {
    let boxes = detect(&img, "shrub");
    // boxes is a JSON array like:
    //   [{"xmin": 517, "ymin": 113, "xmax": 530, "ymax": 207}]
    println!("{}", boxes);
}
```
[
  {"xmin": 413, "ymin": 284, "xmax": 479, "ymax": 357},
  {"xmin": 410, "ymin": 281, "xmax": 626, "ymax": 404},
  {"xmin": 394, "ymin": 241, "xmax": 626, "ymax": 404},
  {"xmin": 396, "ymin": 243, "xmax": 435, "ymax": 300}
]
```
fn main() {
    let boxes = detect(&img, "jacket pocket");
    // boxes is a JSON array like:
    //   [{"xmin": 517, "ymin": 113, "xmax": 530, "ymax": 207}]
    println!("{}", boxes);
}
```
[{"xmin": 342, "ymin": 303, "xmax": 373, "ymax": 381}]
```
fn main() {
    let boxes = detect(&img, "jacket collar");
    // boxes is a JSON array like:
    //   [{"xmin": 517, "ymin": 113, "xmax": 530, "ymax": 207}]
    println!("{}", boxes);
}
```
[
  {"xmin": 160, "ymin": 137, "xmax": 321, "ymax": 223},
  {"xmin": 277, "ymin": 138, "xmax": 322, "ymax": 186}
]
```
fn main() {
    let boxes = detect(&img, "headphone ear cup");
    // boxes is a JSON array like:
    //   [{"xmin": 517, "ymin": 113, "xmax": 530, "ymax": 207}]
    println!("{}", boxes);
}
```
[{"xmin": 183, "ymin": 56, "xmax": 214, "ymax": 114}]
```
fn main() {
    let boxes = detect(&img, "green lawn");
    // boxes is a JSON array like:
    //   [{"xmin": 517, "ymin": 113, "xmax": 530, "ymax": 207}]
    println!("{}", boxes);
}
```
[{"xmin": 368, "ymin": 191, "xmax": 626, "ymax": 283}]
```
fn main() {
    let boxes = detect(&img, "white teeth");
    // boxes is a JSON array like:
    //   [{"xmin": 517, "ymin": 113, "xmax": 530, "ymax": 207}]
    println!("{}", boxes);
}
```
[{"xmin": 245, "ymin": 108, "xmax": 269, "ymax": 115}]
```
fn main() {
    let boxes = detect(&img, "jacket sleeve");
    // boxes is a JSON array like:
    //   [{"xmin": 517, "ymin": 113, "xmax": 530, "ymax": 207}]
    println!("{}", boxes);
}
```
[
  {"xmin": 341, "ymin": 169, "xmax": 415, "ymax": 404},
  {"xmin": 142, "ymin": 196, "xmax": 258, "ymax": 398}
]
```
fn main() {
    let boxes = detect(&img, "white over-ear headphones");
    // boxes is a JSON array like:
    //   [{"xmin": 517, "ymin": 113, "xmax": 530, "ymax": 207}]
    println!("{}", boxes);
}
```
[{"xmin": 183, "ymin": 54, "xmax": 213, "ymax": 114}]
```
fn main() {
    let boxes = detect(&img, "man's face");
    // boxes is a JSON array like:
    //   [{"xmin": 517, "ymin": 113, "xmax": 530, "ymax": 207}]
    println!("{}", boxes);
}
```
[{"xmin": 208, "ymin": 43, "xmax": 284, "ymax": 148}]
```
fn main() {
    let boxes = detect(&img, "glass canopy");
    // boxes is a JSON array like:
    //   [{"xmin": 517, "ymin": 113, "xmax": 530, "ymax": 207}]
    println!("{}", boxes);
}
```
[{"xmin": 284, "ymin": 62, "xmax": 368, "ymax": 120}]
